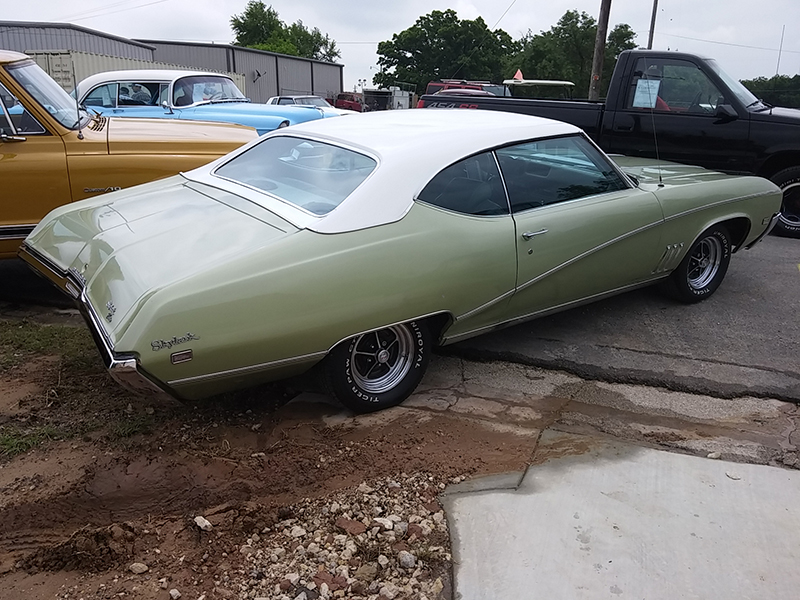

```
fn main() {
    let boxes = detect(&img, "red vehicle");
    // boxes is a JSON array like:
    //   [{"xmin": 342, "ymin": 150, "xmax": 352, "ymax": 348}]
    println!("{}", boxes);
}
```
[
  {"xmin": 335, "ymin": 92, "xmax": 366, "ymax": 112},
  {"xmin": 416, "ymin": 80, "xmax": 510, "ymax": 107}
]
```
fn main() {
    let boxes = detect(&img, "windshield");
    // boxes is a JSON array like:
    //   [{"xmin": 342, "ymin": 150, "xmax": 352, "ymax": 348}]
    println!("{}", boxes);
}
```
[
  {"xmin": 296, "ymin": 97, "xmax": 330, "ymax": 107},
  {"xmin": 213, "ymin": 136, "xmax": 377, "ymax": 216},
  {"xmin": 5, "ymin": 60, "xmax": 87, "ymax": 129},
  {"xmin": 706, "ymin": 59, "xmax": 761, "ymax": 107},
  {"xmin": 173, "ymin": 75, "xmax": 247, "ymax": 106}
]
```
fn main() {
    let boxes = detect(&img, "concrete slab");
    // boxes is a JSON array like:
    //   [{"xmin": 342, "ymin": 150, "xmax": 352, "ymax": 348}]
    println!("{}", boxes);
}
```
[{"xmin": 444, "ymin": 431, "xmax": 800, "ymax": 600}]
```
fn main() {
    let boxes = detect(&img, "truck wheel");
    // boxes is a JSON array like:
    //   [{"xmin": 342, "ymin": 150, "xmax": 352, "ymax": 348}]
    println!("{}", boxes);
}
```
[
  {"xmin": 770, "ymin": 167, "xmax": 800, "ymax": 238},
  {"xmin": 661, "ymin": 224, "xmax": 731, "ymax": 303}
]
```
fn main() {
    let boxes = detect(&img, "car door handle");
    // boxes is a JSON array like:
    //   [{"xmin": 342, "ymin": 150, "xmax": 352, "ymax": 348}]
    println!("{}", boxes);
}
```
[{"xmin": 522, "ymin": 229, "xmax": 548, "ymax": 240}]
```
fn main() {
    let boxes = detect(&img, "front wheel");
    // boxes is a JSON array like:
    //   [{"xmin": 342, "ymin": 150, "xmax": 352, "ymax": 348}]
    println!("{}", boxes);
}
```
[
  {"xmin": 770, "ymin": 167, "xmax": 800, "ymax": 238},
  {"xmin": 661, "ymin": 224, "xmax": 731, "ymax": 303},
  {"xmin": 325, "ymin": 321, "xmax": 431, "ymax": 413}
]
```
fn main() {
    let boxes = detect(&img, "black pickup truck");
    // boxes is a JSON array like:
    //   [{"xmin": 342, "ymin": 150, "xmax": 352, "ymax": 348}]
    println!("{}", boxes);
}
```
[{"xmin": 419, "ymin": 49, "xmax": 800, "ymax": 238}]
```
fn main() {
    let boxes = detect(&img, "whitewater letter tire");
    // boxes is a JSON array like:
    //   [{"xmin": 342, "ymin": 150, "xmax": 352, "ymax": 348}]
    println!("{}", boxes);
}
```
[
  {"xmin": 325, "ymin": 321, "xmax": 430, "ymax": 413},
  {"xmin": 662, "ymin": 224, "xmax": 731, "ymax": 303},
  {"xmin": 770, "ymin": 167, "xmax": 800, "ymax": 238}
]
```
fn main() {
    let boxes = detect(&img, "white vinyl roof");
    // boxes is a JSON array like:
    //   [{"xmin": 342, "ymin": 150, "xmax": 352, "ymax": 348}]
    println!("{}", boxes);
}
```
[{"xmin": 184, "ymin": 109, "xmax": 582, "ymax": 234}]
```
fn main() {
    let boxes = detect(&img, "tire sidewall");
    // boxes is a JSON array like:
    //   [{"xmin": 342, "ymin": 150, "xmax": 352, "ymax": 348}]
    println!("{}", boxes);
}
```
[
  {"xmin": 672, "ymin": 225, "xmax": 731, "ymax": 302},
  {"xmin": 770, "ymin": 169, "xmax": 800, "ymax": 237},
  {"xmin": 329, "ymin": 321, "xmax": 430, "ymax": 413}
]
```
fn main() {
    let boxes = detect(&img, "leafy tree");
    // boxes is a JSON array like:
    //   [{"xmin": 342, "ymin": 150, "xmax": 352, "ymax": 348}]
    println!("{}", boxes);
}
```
[
  {"xmin": 374, "ymin": 10, "xmax": 518, "ymax": 93},
  {"xmin": 741, "ymin": 74, "xmax": 800, "ymax": 109},
  {"xmin": 507, "ymin": 10, "xmax": 636, "ymax": 97},
  {"xmin": 230, "ymin": 1, "xmax": 340, "ymax": 62}
]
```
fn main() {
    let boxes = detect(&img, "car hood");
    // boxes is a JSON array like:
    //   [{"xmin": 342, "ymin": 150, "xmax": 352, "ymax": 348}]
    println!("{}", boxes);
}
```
[
  {"xmin": 752, "ymin": 105, "xmax": 800, "ymax": 126},
  {"xmin": 612, "ymin": 156, "xmax": 734, "ymax": 185},
  {"xmin": 183, "ymin": 102, "xmax": 325, "ymax": 125},
  {"xmin": 26, "ymin": 176, "xmax": 296, "ymax": 339},
  {"xmin": 106, "ymin": 117, "xmax": 258, "ymax": 155}
]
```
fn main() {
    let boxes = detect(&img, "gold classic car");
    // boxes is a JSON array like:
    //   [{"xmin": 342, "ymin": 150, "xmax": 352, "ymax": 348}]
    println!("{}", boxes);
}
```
[{"xmin": 0, "ymin": 50, "xmax": 258, "ymax": 259}]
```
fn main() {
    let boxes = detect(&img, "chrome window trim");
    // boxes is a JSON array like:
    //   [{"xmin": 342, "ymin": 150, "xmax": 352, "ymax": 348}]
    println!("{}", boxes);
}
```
[{"xmin": 0, "ymin": 224, "xmax": 36, "ymax": 240}]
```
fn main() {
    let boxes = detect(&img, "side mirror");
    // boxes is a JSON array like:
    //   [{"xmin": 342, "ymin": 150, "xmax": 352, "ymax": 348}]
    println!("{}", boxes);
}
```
[
  {"xmin": 161, "ymin": 101, "xmax": 173, "ymax": 114},
  {"xmin": 714, "ymin": 104, "xmax": 738, "ymax": 123}
]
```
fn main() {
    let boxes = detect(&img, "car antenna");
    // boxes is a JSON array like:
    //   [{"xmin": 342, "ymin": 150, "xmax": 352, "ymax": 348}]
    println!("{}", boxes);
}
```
[
  {"xmin": 645, "ymin": 77, "xmax": 664, "ymax": 187},
  {"xmin": 71, "ymin": 63, "xmax": 84, "ymax": 140}
]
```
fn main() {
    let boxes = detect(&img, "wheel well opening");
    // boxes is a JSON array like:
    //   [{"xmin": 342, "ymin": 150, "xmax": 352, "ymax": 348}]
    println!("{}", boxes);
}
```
[
  {"xmin": 719, "ymin": 217, "xmax": 750, "ymax": 250},
  {"xmin": 424, "ymin": 312, "xmax": 454, "ymax": 345}
]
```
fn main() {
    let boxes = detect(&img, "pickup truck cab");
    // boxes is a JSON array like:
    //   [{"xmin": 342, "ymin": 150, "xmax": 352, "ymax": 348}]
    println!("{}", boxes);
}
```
[
  {"xmin": 0, "ymin": 51, "xmax": 258, "ymax": 259},
  {"xmin": 420, "ymin": 50, "xmax": 800, "ymax": 238}
]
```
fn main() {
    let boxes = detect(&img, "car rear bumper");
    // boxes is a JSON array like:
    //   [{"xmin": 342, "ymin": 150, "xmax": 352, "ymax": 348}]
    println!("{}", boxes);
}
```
[{"xmin": 18, "ymin": 243, "xmax": 172, "ymax": 399}]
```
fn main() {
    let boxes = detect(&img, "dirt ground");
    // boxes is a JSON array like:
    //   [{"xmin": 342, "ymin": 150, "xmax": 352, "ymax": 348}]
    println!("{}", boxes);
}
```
[{"xmin": 0, "ymin": 306, "xmax": 536, "ymax": 600}]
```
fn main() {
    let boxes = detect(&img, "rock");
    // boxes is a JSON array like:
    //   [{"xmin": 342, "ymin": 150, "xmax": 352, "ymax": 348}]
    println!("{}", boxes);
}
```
[
  {"xmin": 357, "ymin": 483, "xmax": 375, "ymax": 493},
  {"xmin": 379, "ymin": 582, "xmax": 400, "ymax": 599},
  {"xmin": 431, "ymin": 578, "xmax": 444, "ymax": 595},
  {"xmin": 169, "ymin": 590, "xmax": 182, "ymax": 600},
  {"xmin": 372, "ymin": 517, "xmax": 393, "ymax": 530},
  {"xmin": 354, "ymin": 564, "xmax": 378, "ymax": 581},
  {"xmin": 240, "ymin": 545, "xmax": 255, "ymax": 555},
  {"xmin": 407, "ymin": 523, "xmax": 424, "ymax": 539},
  {"xmin": 398, "ymin": 550, "xmax": 416, "ymax": 569},
  {"xmin": 291, "ymin": 526, "xmax": 307, "ymax": 538},
  {"xmin": 194, "ymin": 516, "xmax": 213, "ymax": 531},
  {"xmin": 726, "ymin": 472, "xmax": 742, "ymax": 481},
  {"xmin": 285, "ymin": 573, "xmax": 301, "ymax": 586},
  {"xmin": 377, "ymin": 554, "xmax": 389, "ymax": 568},
  {"xmin": 129, "ymin": 562, "xmax": 148, "ymax": 574},
  {"xmin": 707, "ymin": 452, "xmax": 722, "ymax": 459},
  {"xmin": 335, "ymin": 517, "xmax": 366, "ymax": 536}
]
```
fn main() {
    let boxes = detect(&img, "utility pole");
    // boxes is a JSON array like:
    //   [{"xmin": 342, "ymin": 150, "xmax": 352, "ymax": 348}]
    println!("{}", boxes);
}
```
[
  {"xmin": 588, "ymin": 0, "xmax": 612, "ymax": 101},
  {"xmin": 648, "ymin": 0, "xmax": 659, "ymax": 49}
]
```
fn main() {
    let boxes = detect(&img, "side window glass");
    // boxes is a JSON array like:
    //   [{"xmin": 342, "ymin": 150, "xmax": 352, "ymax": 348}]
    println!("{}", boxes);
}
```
[
  {"xmin": 120, "ymin": 81, "xmax": 156, "ymax": 106},
  {"xmin": 0, "ymin": 82, "xmax": 45, "ymax": 135},
  {"xmin": 85, "ymin": 83, "xmax": 117, "ymax": 108},
  {"xmin": 495, "ymin": 135, "xmax": 627, "ymax": 213},
  {"xmin": 157, "ymin": 83, "xmax": 169, "ymax": 106},
  {"xmin": 626, "ymin": 57, "xmax": 724, "ymax": 114},
  {"xmin": 417, "ymin": 152, "xmax": 509, "ymax": 216}
]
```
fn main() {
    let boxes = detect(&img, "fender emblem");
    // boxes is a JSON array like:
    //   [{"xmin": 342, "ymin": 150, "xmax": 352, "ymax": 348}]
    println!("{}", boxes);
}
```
[{"xmin": 151, "ymin": 333, "xmax": 200, "ymax": 351}]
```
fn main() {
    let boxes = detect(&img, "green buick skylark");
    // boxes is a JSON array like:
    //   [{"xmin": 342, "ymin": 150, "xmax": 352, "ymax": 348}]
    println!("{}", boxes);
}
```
[{"xmin": 20, "ymin": 109, "xmax": 782, "ymax": 412}]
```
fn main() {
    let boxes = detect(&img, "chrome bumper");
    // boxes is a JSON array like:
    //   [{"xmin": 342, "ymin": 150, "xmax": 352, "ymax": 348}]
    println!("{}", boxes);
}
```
[
  {"xmin": 18, "ymin": 243, "xmax": 171, "ymax": 399},
  {"xmin": 745, "ymin": 211, "xmax": 780, "ymax": 249}
]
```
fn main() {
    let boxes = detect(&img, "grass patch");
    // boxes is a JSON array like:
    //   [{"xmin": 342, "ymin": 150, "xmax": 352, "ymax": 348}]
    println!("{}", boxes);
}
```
[
  {"xmin": 108, "ymin": 414, "xmax": 154, "ymax": 440},
  {"xmin": 0, "ymin": 319, "xmax": 97, "ymax": 371},
  {"xmin": 0, "ymin": 425, "xmax": 63, "ymax": 457}
]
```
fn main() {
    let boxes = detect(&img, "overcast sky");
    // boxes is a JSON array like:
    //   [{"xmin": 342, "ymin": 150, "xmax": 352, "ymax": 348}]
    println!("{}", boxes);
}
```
[{"xmin": 5, "ymin": 0, "xmax": 800, "ymax": 93}]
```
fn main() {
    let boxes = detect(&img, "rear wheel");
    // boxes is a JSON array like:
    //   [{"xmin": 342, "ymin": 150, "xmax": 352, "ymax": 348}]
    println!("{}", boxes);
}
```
[
  {"xmin": 770, "ymin": 167, "xmax": 800, "ymax": 238},
  {"xmin": 325, "ymin": 321, "xmax": 430, "ymax": 413},
  {"xmin": 662, "ymin": 224, "xmax": 731, "ymax": 303}
]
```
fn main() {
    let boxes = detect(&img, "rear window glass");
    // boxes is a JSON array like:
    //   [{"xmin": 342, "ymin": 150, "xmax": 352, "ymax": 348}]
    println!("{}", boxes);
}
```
[{"xmin": 213, "ymin": 136, "xmax": 377, "ymax": 215}]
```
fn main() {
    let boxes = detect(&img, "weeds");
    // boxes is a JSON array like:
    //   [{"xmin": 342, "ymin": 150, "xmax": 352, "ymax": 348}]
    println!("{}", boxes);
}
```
[{"xmin": 0, "ymin": 425, "xmax": 63, "ymax": 457}]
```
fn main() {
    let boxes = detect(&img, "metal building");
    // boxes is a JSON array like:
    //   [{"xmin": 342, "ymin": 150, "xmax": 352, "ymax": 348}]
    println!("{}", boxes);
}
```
[
  {"xmin": 136, "ymin": 40, "xmax": 344, "ymax": 102},
  {"xmin": 0, "ymin": 21, "xmax": 344, "ymax": 102}
]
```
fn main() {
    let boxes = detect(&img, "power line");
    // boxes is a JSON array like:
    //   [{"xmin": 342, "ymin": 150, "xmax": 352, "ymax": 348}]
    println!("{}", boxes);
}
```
[{"xmin": 652, "ymin": 31, "xmax": 800, "ymax": 54}]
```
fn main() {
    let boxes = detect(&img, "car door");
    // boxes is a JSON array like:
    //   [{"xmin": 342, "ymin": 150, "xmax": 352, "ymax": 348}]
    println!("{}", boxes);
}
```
[
  {"xmin": 496, "ymin": 134, "xmax": 665, "ymax": 321},
  {"xmin": 0, "ymin": 81, "xmax": 70, "ymax": 257}
]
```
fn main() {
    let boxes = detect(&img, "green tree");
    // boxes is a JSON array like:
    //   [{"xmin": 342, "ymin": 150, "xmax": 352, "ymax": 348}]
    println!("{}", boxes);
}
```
[
  {"xmin": 230, "ymin": 1, "xmax": 340, "ymax": 62},
  {"xmin": 374, "ymin": 10, "xmax": 518, "ymax": 93},
  {"xmin": 741, "ymin": 74, "xmax": 800, "ymax": 109},
  {"xmin": 508, "ymin": 10, "xmax": 636, "ymax": 97}
]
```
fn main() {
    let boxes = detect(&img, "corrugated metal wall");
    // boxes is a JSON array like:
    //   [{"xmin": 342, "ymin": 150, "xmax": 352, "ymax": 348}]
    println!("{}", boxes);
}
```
[
  {"xmin": 0, "ymin": 21, "xmax": 153, "ymax": 60},
  {"xmin": 26, "ymin": 51, "xmax": 246, "ymax": 93},
  {"xmin": 312, "ymin": 63, "xmax": 344, "ymax": 100},
  {"xmin": 0, "ymin": 23, "xmax": 343, "ymax": 103},
  {"xmin": 141, "ymin": 41, "xmax": 343, "ymax": 103},
  {"xmin": 233, "ymin": 50, "xmax": 279, "ymax": 99}
]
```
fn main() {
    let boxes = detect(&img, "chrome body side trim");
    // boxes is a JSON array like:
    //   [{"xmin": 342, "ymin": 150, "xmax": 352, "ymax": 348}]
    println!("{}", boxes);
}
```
[
  {"xmin": 0, "ymin": 224, "xmax": 36, "ymax": 240},
  {"xmin": 167, "ymin": 350, "xmax": 328, "ymax": 386},
  {"xmin": 653, "ymin": 243, "xmax": 685, "ymax": 274},
  {"xmin": 663, "ymin": 190, "xmax": 777, "ymax": 223},
  {"xmin": 443, "ymin": 275, "xmax": 668, "ymax": 344}
]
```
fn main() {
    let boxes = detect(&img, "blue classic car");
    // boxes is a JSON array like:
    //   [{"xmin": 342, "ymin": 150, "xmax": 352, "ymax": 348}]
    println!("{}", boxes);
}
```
[{"xmin": 73, "ymin": 70, "xmax": 330, "ymax": 135}]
